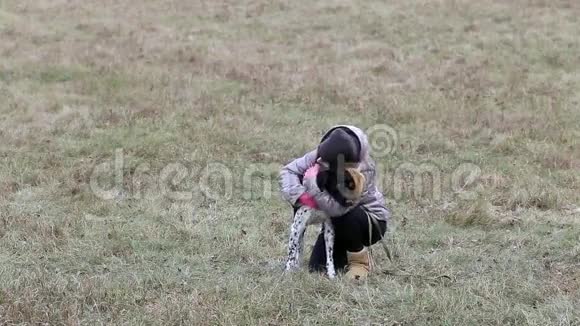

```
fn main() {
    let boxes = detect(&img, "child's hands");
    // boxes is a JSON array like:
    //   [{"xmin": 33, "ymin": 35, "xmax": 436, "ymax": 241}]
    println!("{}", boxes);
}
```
[
  {"xmin": 304, "ymin": 164, "xmax": 320, "ymax": 179},
  {"xmin": 298, "ymin": 193, "xmax": 318, "ymax": 209},
  {"xmin": 298, "ymin": 164, "xmax": 320, "ymax": 209}
]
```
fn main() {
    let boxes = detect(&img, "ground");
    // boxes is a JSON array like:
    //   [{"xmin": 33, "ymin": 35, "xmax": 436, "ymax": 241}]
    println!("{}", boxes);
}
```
[{"xmin": 1, "ymin": 0, "xmax": 579, "ymax": 325}]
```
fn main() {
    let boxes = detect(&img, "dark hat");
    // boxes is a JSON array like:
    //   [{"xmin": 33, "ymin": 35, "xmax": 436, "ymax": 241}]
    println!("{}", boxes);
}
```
[{"xmin": 317, "ymin": 127, "xmax": 361, "ymax": 164}]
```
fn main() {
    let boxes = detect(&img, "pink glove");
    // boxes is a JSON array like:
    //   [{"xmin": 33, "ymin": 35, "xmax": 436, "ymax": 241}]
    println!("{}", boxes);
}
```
[
  {"xmin": 298, "ymin": 164, "xmax": 320, "ymax": 209},
  {"xmin": 298, "ymin": 193, "xmax": 318, "ymax": 209},
  {"xmin": 304, "ymin": 164, "xmax": 320, "ymax": 179}
]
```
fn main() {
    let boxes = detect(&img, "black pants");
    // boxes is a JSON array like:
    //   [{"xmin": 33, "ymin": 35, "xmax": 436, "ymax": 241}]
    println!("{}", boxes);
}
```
[{"xmin": 305, "ymin": 205, "xmax": 387, "ymax": 273}]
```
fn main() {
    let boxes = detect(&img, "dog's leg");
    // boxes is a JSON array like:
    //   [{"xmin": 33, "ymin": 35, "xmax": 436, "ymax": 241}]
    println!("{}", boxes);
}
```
[
  {"xmin": 285, "ymin": 207, "xmax": 309, "ymax": 271},
  {"xmin": 285, "ymin": 212, "xmax": 302, "ymax": 271},
  {"xmin": 323, "ymin": 219, "xmax": 336, "ymax": 279},
  {"xmin": 296, "ymin": 221, "xmax": 307, "ymax": 266}
]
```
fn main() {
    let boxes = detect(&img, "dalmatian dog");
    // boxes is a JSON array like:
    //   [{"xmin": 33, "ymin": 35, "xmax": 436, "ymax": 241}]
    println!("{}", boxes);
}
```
[
  {"xmin": 285, "ymin": 166, "xmax": 365, "ymax": 279},
  {"xmin": 285, "ymin": 205, "xmax": 337, "ymax": 277}
]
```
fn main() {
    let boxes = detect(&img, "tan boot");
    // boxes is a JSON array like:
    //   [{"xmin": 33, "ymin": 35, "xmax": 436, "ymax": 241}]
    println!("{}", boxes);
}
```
[{"xmin": 345, "ymin": 248, "xmax": 370, "ymax": 281}]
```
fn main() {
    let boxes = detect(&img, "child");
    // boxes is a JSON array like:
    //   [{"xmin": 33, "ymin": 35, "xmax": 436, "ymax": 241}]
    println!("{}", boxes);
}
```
[{"xmin": 279, "ymin": 125, "xmax": 390, "ymax": 280}]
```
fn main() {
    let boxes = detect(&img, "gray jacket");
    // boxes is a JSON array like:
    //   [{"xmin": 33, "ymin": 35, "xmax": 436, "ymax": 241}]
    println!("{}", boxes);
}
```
[{"xmin": 279, "ymin": 125, "xmax": 390, "ymax": 222}]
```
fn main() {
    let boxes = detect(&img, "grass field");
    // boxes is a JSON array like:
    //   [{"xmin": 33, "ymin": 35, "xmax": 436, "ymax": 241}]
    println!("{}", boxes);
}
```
[{"xmin": 1, "ymin": 0, "xmax": 579, "ymax": 324}]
